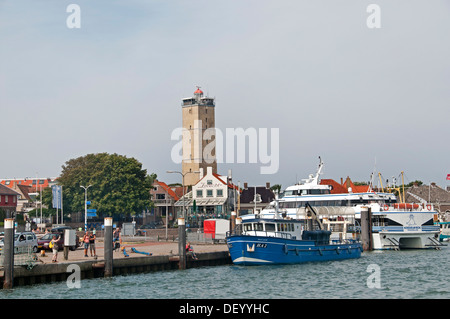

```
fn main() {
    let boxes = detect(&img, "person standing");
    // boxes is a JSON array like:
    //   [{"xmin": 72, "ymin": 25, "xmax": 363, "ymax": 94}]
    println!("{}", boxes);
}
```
[
  {"xmin": 83, "ymin": 231, "xmax": 90, "ymax": 257},
  {"xmin": 89, "ymin": 230, "xmax": 96, "ymax": 257},
  {"xmin": 51, "ymin": 234, "xmax": 60, "ymax": 263},
  {"xmin": 113, "ymin": 227, "xmax": 121, "ymax": 251}
]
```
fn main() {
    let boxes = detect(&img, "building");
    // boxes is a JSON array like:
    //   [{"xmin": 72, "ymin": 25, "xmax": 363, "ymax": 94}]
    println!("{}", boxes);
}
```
[
  {"xmin": 0, "ymin": 184, "xmax": 20, "ymax": 217},
  {"xmin": 0, "ymin": 177, "xmax": 57, "ymax": 191},
  {"xmin": 175, "ymin": 167, "xmax": 238, "ymax": 227},
  {"xmin": 320, "ymin": 177, "xmax": 370, "ymax": 194},
  {"xmin": 405, "ymin": 183, "xmax": 450, "ymax": 220},
  {"xmin": 149, "ymin": 180, "xmax": 186, "ymax": 226},
  {"xmin": 181, "ymin": 87, "xmax": 217, "ymax": 186},
  {"xmin": 238, "ymin": 183, "xmax": 275, "ymax": 215},
  {"xmin": 1, "ymin": 177, "xmax": 57, "ymax": 214}
]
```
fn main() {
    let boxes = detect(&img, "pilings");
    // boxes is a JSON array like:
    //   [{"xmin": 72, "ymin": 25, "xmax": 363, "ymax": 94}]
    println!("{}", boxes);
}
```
[
  {"xmin": 3, "ymin": 218, "xmax": 14, "ymax": 289},
  {"xmin": 0, "ymin": 251, "xmax": 231, "ymax": 289},
  {"xmin": 178, "ymin": 217, "xmax": 186, "ymax": 270},
  {"xmin": 104, "ymin": 217, "xmax": 113, "ymax": 277},
  {"xmin": 361, "ymin": 206, "xmax": 373, "ymax": 251}
]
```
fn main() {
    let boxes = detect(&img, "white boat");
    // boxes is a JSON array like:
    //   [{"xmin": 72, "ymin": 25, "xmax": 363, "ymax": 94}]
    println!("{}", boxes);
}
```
[{"xmin": 252, "ymin": 158, "xmax": 444, "ymax": 250}]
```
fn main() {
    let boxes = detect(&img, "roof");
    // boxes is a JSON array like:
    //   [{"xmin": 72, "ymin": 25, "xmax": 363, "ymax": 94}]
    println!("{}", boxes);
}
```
[
  {"xmin": 0, "ymin": 178, "xmax": 55, "ymax": 189},
  {"xmin": 239, "ymin": 186, "xmax": 275, "ymax": 204},
  {"xmin": 12, "ymin": 184, "xmax": 33, "ymax": 201},
  {"xmin": 320, "ymin": 177, "xmax": 371, "ymax": 194},
  {"xmin": 194, "ymin": 87, "xmax": 203, "ymax": 94},
  {"xmin": 0, "ymin": 184, "xmax": 20, "ymax": 196},
  {"xmin": 153, "ymin": 180, "xmax": 180, "ymax": 201},
  {"xmin": 405, "ymin": 184, "xmax": 450, "ymax": 204},
  {"xmin": 195, "ymin": 172, "xmax": 239, "ymax": 191}
]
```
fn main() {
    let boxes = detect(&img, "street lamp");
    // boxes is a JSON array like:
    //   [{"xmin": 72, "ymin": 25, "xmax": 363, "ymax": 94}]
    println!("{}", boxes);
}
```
[
  {"xmin": 166, "ymin": 170, "xmax": 199, "ymax": 269},
  {"xmin": 80, "ymin": 184, "xmax": 92, "ymax": 232}
]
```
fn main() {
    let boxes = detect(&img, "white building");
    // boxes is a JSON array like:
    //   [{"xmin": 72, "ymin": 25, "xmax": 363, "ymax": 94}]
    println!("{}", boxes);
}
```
[{"xmin": 175, "ymin": 167, "xmax": 238, "ymax": 227}]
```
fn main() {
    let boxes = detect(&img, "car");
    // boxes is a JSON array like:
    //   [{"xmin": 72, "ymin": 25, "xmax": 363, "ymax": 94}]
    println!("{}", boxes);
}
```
[
  {"xmin": 37, "ymin": 227, "xmax": 80, "ymax": 251},
  {"xmin": 0, "ymin": 232, "xmax": 39, "ymax": 253}
]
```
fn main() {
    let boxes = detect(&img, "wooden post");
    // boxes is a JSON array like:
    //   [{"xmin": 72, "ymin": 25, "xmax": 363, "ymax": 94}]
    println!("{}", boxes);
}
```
[
  {"xmin": 3, "ymin": 218, "xmax": 15, "ymax": 289},
  {"xmin": 230, "ymin": 211, "xmax": 236, "ymax": 234},
  {"xmin": 178, "ymin": 217, "xmax": 186, "ymax": 270},
  {"xmin": 104, "ymin": 217, "xmax": 113, "ymax": 277},
  {"xmin": 361, "ymin": 206, "xmax": 373, "ymax": 251}
]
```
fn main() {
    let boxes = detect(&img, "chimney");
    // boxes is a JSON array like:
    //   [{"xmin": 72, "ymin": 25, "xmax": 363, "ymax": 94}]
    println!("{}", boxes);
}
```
[{"xmin": 199, "ymin": 168, "xmax": 204, "ymax": 179}]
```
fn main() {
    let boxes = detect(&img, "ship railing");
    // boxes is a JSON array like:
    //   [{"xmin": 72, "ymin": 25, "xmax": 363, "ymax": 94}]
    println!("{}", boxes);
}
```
[{"xmin": 227, "ymin": 230, "xmax": 293, "ymax": 239}]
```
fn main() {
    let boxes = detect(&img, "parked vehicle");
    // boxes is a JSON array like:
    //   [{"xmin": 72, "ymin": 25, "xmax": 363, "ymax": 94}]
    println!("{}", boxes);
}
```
[{"xmin": 0, "ymin": 232, "xmax": 39, "ymax": 253}]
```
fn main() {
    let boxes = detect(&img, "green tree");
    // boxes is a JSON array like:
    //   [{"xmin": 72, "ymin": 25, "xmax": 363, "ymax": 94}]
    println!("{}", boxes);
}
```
[{"xmin": 45, "ymin": 153, "xmax": 154, "ymax": 219}]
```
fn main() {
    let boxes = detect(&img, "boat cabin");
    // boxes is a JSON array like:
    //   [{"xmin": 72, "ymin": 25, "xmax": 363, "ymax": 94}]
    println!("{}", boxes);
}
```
[{"xmin": 238, "ymin": 218, "xmax": 304, "ymax": 240}]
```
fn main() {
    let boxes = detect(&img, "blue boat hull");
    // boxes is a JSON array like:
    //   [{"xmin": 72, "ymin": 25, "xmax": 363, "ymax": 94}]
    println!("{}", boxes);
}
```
[{"xmin": 226, "ymin": 235, "xmax": 362, "ymax": 265}]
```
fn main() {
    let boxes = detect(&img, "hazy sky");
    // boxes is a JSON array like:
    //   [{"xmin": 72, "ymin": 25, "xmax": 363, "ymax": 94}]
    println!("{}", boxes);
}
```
[{"xmin": 1, "ymin": 0, "xmax": 449, "ymax": 190}]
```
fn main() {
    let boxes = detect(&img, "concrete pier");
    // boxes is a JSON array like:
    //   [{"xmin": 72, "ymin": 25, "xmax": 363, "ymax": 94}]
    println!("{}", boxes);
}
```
[{"xmin": 0, "ymin": 240, "xmax": 230, "ymax": 288}]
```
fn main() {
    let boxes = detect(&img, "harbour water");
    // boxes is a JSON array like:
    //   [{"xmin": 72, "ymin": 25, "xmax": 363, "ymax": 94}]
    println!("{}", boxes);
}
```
[{"xmin": 1, "ymin": 245, "xmax": 449, "ymax": 299}]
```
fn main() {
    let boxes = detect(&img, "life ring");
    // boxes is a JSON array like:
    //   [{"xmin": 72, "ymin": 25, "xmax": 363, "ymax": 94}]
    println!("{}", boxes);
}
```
[
  {"xmin": 383, "ymin": 204, "xmax": 389, "ymax": 211},
  {"xmin": 426, "ymin": 204, "xmax": 432, "ymax": 211}
]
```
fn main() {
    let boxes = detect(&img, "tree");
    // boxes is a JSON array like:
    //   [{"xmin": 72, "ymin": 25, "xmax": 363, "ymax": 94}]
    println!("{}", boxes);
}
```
[
  {"xmin": 270, "ymin": 184, "xmax": 282, "ymax": 194},
  {"xmin": 45, "ymin": 153, "xmax": 154, "ymax": 219}
]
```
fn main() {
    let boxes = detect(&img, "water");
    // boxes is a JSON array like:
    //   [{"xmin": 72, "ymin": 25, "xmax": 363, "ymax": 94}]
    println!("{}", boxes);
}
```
[{"xmin": 1, "ymin": 246, "xmax": 449, "ymax": 299}]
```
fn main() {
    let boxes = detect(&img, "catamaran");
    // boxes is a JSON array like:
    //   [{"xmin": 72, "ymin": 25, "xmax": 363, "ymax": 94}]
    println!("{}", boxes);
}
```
[{"xmin": 251, "ymin": 158, "xmax": 444, "ymax": 250}]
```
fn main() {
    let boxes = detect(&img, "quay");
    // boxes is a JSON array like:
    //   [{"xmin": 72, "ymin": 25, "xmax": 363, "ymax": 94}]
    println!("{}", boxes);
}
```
[{"xmin": 0, "ymin": 237, "xmax": 231, "ymax": 289}]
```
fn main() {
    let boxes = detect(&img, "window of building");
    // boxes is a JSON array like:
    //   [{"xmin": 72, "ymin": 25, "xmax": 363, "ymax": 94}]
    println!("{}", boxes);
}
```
[
  {"xmin": 197, "ymin": 190, "xmax": 203, "ymax": 197},
  {"xmin": 156, "ymin": 194, "xmax": 165, "ymax": 200},
  {"xmin": 207, "ymin": 180, "xmax": 212, "ymax": 185},
  {"xmin": 206, "ymin": 190, "xmax": 213, "ymax": 197},
  {"xmin": 5, "ymin": 196, "xmax": 8, "ymax": 203},
  {"xmin": 217, "ymin": 189, "xmax": 223, "ymax": 197}
]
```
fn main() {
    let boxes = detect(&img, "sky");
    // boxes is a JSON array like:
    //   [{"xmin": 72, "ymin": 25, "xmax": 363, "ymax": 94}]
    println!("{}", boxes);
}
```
[{"xmin": 1, "ymin": 0, "xmax": 449, "ymax": 190}]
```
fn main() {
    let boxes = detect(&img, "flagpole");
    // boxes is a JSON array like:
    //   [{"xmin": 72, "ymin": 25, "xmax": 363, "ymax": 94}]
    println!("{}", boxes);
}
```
[{"xmin": 61, "ymin": 186, "xmax": 64, "ymax": 225}]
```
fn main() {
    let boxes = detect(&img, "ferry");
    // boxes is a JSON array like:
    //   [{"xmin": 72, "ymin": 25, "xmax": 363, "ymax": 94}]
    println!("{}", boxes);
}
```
[
  {"xmin": 437, "ymin": 222, "xmax": 450, "ymax": 242},
  {"xmin": 226, "ymin": 205, "xmax": 362, "ymax": 265},
  {"xmin": 256, "ymin": 158, "xmax": 444, "ymax": 250}
]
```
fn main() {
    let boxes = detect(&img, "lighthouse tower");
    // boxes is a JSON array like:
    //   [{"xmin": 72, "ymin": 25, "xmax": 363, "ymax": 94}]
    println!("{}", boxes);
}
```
[{"xmin": 181, "ymin": 87, "xmax": 217, "ymax": 186}]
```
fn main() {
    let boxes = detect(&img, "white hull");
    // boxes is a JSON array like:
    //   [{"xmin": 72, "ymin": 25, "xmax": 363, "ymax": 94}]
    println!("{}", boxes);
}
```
[{"xmin": 372, "ymin": 231, "xmax": 441, "ymax": 250}]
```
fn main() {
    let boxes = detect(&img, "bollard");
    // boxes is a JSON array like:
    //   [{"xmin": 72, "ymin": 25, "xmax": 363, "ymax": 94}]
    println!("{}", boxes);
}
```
[
  {"xmin": 178, "ymin": 217, "xmax": 186, "ymax": 270},
  {"xmin": 360, "ymin": 206, "xmax": 373, "ymax": 251},
  {"xmin": 104, "ymin": 217, "xmax": 113, "ymax": 277},
  {"xmin": 3, "ymin": 218, "xmax": 15, "ymax": 289}
]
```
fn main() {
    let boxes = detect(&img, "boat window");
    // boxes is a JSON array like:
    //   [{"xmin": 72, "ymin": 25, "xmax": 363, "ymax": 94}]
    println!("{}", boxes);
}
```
[
  {"xmin": 265, "ymin": 223, "xmax": 275, "ymax": 232},
  {"xmin": 244, "ymin": 224, "xmax": 252, "ymax": 231},
  {"xmin": 254, "ymin": 223, "xmax": 263, "ymax": 231}
]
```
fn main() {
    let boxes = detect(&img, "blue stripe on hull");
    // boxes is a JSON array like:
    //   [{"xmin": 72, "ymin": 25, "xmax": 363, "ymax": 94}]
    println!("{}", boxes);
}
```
[{"xmin": 227, "ymin": 236, "xmax": 362, "ymax": 265}]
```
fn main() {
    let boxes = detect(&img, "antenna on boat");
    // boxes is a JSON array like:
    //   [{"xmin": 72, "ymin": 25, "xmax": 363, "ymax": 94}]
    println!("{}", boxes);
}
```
[{"xmin": 311, "ymin": 156, "xmax": 324, "ymax": 185}]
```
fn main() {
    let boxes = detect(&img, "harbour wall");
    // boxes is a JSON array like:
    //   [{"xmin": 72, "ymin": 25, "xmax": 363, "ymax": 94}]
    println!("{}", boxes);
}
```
[{"xmin": 0, "ymin": 251, "xmax": 231, "ymax": 288}]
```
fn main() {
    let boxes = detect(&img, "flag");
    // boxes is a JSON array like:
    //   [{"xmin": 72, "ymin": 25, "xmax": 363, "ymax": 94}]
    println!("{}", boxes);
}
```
[
  {"xmin": 52, "ymin": 185, "xmax": 62, "ymax": 209},
  {"xmin": 447, "ymin": 174, "xmax": 450, "ymax": 181}
]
